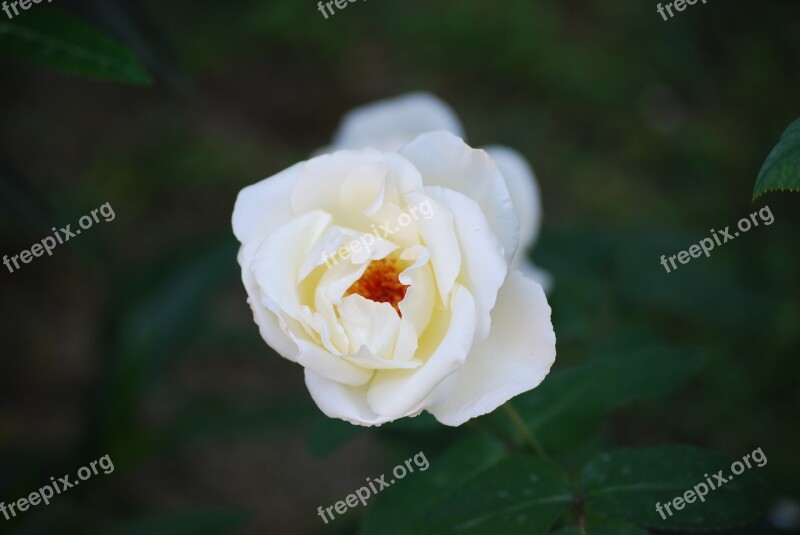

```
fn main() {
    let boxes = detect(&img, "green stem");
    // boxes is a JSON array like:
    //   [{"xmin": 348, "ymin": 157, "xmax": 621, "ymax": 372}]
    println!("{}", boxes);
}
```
[{"xmin": 501, "ymin": 401, "xmax": 549, "ymax": 460}]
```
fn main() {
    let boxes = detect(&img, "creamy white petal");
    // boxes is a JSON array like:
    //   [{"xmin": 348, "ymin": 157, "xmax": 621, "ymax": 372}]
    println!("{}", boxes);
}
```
[
  {"xmin": 311, "ymin": 252, "xmax": 373, "ymax": 354},
  {"xmin": 338, "ymin": 295, "xmax": 401, "ymax": 357},
  {"xmin": 238, "ymin": 247, "xmax": 299, "ymax": 362},
  {"xmin": 330, "ymin": 92, "xmax": 465, "ymax": 152},
  {"xmin": 232, "ymin": 162, "xmax": 300, "ymax": 246},
  {"xmin": 425, "ymin": 185, "xmax": 507, "ymax": 341},
  {"xmin": 365, "ymin": 200, "xmax": 420, "ymax": 250},
  {"xmin": 400, "ymin": 132, "xmax": 519, "ymax": 264},
  {"xmin": 397, "ymin": 245, "xmax": 436, "ymax": 340},
  {"xmin": 344, "ymin": 346, "xmax": 422, "ymax": 370},
  {"xmin": 517, "ymin": 260, "xmax": 553, "ymax": 295},
  {"xmin": 295, "ymin": 338, "xmax": 373, "ymax": 386},
  {"xmin": 484, "ymin": 146, "xmax": 541, "ymax": 251},
  {"xmin": 305, "ymin": 369, "xmax": 398, "ymax": 426},
  {"xmin": 427, "ymin": 271, "xmax": 556, "ymax": 426},
  {"xmin": 291, "ymin": 150, "xmax": 424, "ymax": 231},
  {"xmin": 367, "ymin": 284, "xmax": 476, "ymax": 418},
  {"xmin": 250, "ymin": 211, "xmax": 332, "ymax": 322},
  {"xmin": 302, "ymin": 225, "xmax": 399, "ymax": 282},
  {"xmin": 403, "ymin": 191, "xmax": 461, "ymax": 302},
  {"xmin": 393, "ymin": 318, "xmax": 419, "ymax": 361}
]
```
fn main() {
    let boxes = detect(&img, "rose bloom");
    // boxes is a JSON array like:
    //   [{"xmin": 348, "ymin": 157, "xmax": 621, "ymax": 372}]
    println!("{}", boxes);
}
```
[{"xmin": 233, "ymin": 93, "xmax": 555, "ymax": 426}]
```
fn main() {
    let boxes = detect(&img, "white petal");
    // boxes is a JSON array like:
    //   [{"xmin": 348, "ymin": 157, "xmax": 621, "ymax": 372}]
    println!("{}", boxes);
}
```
[
  {"xmin": 344, "ymin": 346, "xmax": 422, "ymax": 370},
  {"xmin": 393, "ymin": 318, "xmax": 419, "ymax": 361},
  {"xmin": 250, "ymin": 210, "xmax": 332, "ymax": 322},
  {"xmin": 397, "ymin": 245, "xmax": 436, "ymax": 340},
  {"xmin": 367, "ymin": 284, "xmax": 477, "ymax": 418},
  {"xmin": 309, "ymin": 243, "xmax": 376, "ymax": 354},
  {"xmin": 338, "ymin": 295, "xmax": 401, "ymax": 357},
  {"xmin": 425, "ymin": 186, "xmax": 507, "ymax": 341},
  {"xmin": 238, "ymin": 247, "xmax": 299, "ymax": 361},
  {"xmin": 517, "ymin": 260, "xmax": 553, "ymax": 295},
  {"xmin": 401, "ymin": 132, "xmax": 519, "ymax": 264},
  {"xmin": 403, "ymin": 191, "xmax": 461, "ymax": 302},
  {"xmin": 305, "ymin": 369, "xmax": 395, "ymax": 427},
  {"xmin": 232, "ymin": 162, "xmax": 300, "ymax": 246},
  {"xmin": 330, "ymin": 93, "xmax": 465, "ymax": 152},
  {"xmin": 291, "ymin": 150, "xmax": 424, "ymax": 230},
  {"xmin": 427, "ymin": 271, "xmax": 556, "ymax": 426},
  {"xmin": 484, "ymin": 146, "xmax": 542, "ymax": 253},
  {"xmin": 296, "ymin": 338, "xmax": 373, "ymax": 386},
  {"xmin": 302, "ymin": 224, "xmax": 399, "ymax": 282}
]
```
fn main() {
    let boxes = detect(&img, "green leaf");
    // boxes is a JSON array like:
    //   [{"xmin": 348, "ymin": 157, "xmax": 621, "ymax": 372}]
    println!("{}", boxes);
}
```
[
  {"xmin": 0, "ymin": 9, "xmax": 152, "ymax": 85},
  {"xmin": 512, "ymin": 345, "xmax": 704, "ymax": 452},
  {"xmin": 96, "ymin": 509, "xmax": 248, "ymax": 535},
  {"xmin": 415, "ymin": 455, "xmax": 574, "ymax": 534},
  {"xmin": 360, "ymin": 434, "xmax": 507, "ymax": 535},
  {"xmin": 582, "ymin": 446, "xmax": 772, "ymax": 531},
  {"xmin": 754, "ymin": 117, "xmax": 800, "ymax": 198},
  {"xmin": 551, "ymin": 519, "xmax": 649, "ymax": 535}
]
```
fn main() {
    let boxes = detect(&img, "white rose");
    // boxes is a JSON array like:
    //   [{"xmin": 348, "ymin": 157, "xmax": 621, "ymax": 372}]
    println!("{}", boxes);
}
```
[{"xmin": 232, "ymin": 106, "xmax": 555, "ymax": 427}]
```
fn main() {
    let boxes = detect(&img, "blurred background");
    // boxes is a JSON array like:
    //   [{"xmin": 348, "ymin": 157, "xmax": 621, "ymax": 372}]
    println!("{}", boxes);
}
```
[{"xmin": 1, "ymin": 0, "xmax": 799, "ymax": 533}]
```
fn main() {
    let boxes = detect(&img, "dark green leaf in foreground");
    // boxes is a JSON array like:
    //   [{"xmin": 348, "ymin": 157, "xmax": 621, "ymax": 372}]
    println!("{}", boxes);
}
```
[
  {"xmin": 416, "ymin": 455, "xmax": 573, "ymax": 534},
  {"xmin": 95, "ymin": 509, "xmax": 248, "ymax": 535},
  {"xmin": 754, "ymin": 117, "xmax": 800, "ymax": 198},
  {"xmin": 551, "ymin": 519, "xmax": 649, "ymax": 535},
  {"xmin": 0, "ymin": 10, "xmax": 152, "ymax": 84},
  {"xmin": 360, "ymin": 434, "xmax": 507, "ymax": 535},
  {"xmin": 512, "ymin": 346, "xmax": 704, "ymax": 452},
  {"xmin": 582, "ymin": 446, "xmax": 772, "ymax": 531}
]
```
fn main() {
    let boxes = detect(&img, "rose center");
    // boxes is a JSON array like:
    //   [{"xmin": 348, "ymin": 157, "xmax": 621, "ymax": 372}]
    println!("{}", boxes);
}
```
[{"xmin": 345, "ymin": 258, "xmax": 409, "ymax": 315}]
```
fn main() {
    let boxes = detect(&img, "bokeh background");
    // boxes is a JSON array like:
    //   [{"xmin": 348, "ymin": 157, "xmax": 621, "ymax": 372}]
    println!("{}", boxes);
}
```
[{"xmin": 1, "ymin": 0, "xmax": 799, "ymax": 533}]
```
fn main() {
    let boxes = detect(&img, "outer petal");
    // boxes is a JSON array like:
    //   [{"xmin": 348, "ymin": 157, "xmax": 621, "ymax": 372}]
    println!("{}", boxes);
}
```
[
  {"xmin": 426, "ymin": 271, "xmax": 556, "ymax": 426},
  {"xmin": 232, "ymin": 163, "xmax": 300, "ymax": 246},
  {"xmin": 234, "ymin": 165, "xmax": 303, "ymax": 361},
  {"xmin": 238, "ymin": 248, "xmax": 299, "ymax": 361},
  {"xmin": 517, "ymin": 260, "xmax": 553, "ymax": 295},
  {"xmin": 483, "ymin": 146, "xmax": 542, "ymax": 254},
  {"xmin": 401, "ymin": 132, "xmax": 519, "ymax": 265},
  {"xmin": 484, "ymin": 145, "xmax": 552, "ymax": 292},
  {"xmin": 330, "ymin": 92, "xmax": 465, "ymax": 152},
  {"xmin": 305, "ymin": 369, "xmax": 396, "ymax": 426}
]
